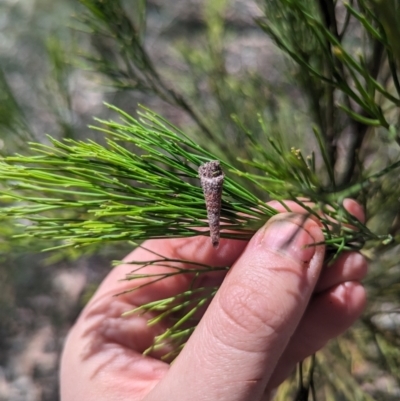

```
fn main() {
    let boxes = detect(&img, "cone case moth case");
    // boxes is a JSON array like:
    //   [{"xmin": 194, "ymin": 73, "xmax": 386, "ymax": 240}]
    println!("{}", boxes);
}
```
[{"xmin": 198, "ymin": 161, "xmax": 224, "ymax": 248}]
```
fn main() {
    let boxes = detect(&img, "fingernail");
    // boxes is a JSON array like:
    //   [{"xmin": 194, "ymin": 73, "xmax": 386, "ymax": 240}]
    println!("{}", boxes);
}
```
[{"xmin": 259, "ymin": 216, "xmax": 316, "ymax": 266}]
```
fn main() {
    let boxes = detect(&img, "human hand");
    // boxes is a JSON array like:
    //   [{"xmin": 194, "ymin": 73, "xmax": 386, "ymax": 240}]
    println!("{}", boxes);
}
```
[{"xmin": 60, "ymin": 200, "xmax": 367, "ymax": 401}]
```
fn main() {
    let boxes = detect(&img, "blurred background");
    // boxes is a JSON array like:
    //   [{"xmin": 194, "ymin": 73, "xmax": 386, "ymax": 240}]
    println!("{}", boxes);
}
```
[{"xmin": 0, "ymin": 0, "xmax": 399, "ymax": 400}]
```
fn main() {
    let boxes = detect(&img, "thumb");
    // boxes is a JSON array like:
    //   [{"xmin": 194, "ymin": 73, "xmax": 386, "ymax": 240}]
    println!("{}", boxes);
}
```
[{"xmin": 146, "ymin": 214, "xmax": 325, "ymax": 401}]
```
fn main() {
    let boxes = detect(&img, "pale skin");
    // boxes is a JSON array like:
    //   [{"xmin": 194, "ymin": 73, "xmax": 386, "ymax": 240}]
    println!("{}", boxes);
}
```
[{"xmin": 60, "ymin": 200, "xmax": 367, "ymax": 400}]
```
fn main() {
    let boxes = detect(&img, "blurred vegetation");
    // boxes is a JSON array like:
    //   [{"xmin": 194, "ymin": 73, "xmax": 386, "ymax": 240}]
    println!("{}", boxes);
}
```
[{"xmin": 1, "ymin": 0, "xmax": 400, "ymax": 400}]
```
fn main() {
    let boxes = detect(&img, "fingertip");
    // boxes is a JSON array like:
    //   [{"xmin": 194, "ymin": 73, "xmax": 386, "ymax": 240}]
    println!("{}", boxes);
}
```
[
  {"xmin": 329, "ymin": 281, "xmax": 367, "ymax": 317},
  {"xmin": 307, "ymin": 281, "xmax": 366, "ymax": 342},
  {"xmin": 316, "ymin": 251, "xmax": 368, "ymax": 293},
  {"xmin": 252, "ymin": 214, "xmax": 324, "ymax": 268},
  {"xmin": 343, "ymin": 198, "xmax": 365, "ymax": 223},
  {"xmin": 296, "ymin": 281, "xmax": 366, "ymax": 354}
]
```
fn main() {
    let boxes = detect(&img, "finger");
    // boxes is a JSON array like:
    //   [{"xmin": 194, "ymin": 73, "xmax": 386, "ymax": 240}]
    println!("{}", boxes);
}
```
[
  {"xmin": 268, "ymin": 198, "xmax": 365, "ymax": 224},
  {"xmin": 343, "ymin": 198, "xmax": 365, "ymax": 223},
  {"xmin": 145, "ymin": 214, "xmax": 325, "ymax": 401},
  {"xmin": 267, "ymin": 200, "xmax": 321, "ymax": 224},
  {"xmin": 266, "ymin": 281, "xmax": 366, "ymax": 390},
  {"xmin": 315, "ymin": 251, "xmax": 368, "ymax": 293},
  {"xmin": 94, "ymin": 236, "xmax": 247, "ymax": 299}
]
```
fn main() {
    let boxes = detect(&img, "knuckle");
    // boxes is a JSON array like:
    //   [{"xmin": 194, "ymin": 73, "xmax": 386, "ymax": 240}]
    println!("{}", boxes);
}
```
[{"xmin": 216, "ymin": 280, "xmax": 286, "ymax": 346}]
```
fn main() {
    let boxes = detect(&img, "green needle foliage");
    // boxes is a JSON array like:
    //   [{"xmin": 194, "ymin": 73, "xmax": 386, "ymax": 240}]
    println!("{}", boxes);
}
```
[
  {"xmin": 116, "ymin": 245, "xmax": 227, "ymax": 362},
  {"xmin": 0, "ymin": 105, "xmax": 270, "ymax": 248},
  {"xmin": 0, "ymin": 104, "xmax": 391, "ymax": 254}
]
